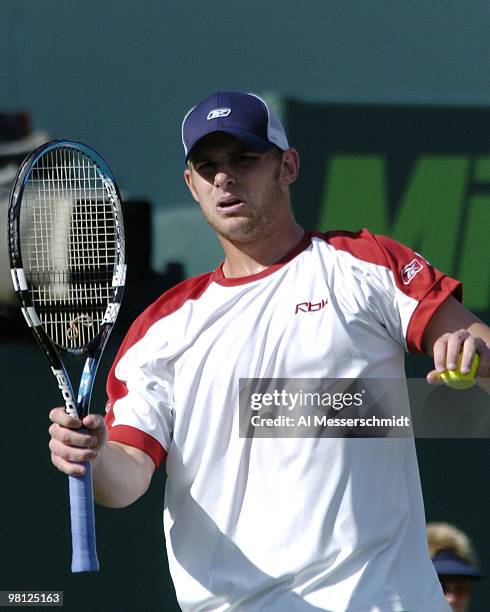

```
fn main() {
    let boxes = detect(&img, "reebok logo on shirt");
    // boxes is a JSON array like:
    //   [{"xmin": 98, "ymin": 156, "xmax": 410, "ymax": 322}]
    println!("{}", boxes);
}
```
[
  {"xmin": 295, "ymin": 298, "xmax": 328, "ymax": 314},
  {"xmin": 401, "ymin": 259, "xmax": 424, "ymax": 285}
]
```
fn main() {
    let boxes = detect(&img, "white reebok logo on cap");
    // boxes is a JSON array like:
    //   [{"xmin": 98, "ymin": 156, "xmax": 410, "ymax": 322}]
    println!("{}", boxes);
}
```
[{"xmin": 207, "ymin": 108, "xmax": 231, "ymax": 120}]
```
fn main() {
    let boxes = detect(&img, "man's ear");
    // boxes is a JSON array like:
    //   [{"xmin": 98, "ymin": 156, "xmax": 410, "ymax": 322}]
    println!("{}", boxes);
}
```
[
  {"xmin": 280, "ymin": 148, "xmax": 300, "ymax": 185},
  {"xmin": 184, "ymin": 167, "xmax": 200, "ymax": 203}
]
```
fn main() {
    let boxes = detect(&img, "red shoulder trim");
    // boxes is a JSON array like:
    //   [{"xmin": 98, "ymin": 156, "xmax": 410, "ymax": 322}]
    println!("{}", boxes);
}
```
[
  {"xmin": 109, "ymin": 270, "xmax": 213, "ymax": 368},
  {"xmin": 312, "ymin": 229, "xmax": 462, "ymax": 353},
  {"xmin": 311, "ymin": 228, "xmax": 391, "ymax": 268},
  {"xmin": 104, "ymin": 271, "xmax": 214, "ymax": 451},
  {"xmin": 119, "ymin": 271, "xmax": 214, "ymax": 348}
]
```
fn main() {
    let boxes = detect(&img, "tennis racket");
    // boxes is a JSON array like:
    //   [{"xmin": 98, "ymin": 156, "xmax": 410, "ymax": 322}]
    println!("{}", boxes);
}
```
[{"xmin": 7, "ymin": 140, "xmax": 126, "ymax": 572}]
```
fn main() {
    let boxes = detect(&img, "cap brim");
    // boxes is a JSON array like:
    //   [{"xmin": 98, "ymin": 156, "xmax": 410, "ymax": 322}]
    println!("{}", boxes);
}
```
[
  {"xmin": 186, "ymin": 128, "xmax": 273, "ymax": 161},
  {"xmin": 432, "ymin": 558, "xmax": 482, "ymax": 579}
]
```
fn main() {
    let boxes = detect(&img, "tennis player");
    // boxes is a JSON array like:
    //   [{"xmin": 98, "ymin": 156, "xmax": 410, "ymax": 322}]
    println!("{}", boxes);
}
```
[{"xmin": 49, "ymin": 92, "xmax": 490, "ymax": 611}]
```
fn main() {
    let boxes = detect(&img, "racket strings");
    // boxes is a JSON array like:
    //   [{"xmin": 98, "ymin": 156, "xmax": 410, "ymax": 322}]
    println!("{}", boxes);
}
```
[{"xmin": 19, "ymin": 147, "xmax": 123, "ymax": 350}]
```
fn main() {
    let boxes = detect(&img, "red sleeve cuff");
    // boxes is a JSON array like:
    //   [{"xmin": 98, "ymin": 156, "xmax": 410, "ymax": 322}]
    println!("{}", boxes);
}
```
[
  {"xmin": 107, "ymin": 424, "xmax": 167, "ymax": 468},
  {"xmin": 406, "ymin": 276, "xmax": 463, "ymax": 353}
]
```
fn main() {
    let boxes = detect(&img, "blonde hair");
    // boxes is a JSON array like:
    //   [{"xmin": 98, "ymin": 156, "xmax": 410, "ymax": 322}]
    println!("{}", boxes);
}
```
[{"xmin": 427, "ymin": 522, "xmax": 477, "ymax": 565}]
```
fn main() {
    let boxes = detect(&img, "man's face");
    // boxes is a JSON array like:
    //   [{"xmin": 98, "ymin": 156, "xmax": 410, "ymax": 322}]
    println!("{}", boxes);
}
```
[
  {"xmin": 439, "ymin": 576, "xmax": 475, "ymax": 612},
  {"xmin": 184, "ymin": 132, "xmax": 298, "ymax": 244}
]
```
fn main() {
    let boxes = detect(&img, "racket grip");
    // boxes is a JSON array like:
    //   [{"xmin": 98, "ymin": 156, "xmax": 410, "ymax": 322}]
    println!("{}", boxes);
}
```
[{"xmin": 69, "ymin": 463, "xmax": 99, "ymax": 572}]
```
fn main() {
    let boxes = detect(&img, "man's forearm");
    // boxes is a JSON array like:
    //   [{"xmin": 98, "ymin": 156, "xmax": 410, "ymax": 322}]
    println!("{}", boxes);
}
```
[
  {"xmin": 468, "ymin": 321, "xmax": 490, "ymax": 378},
  {"xmin": 92, "ymin": 441, "xmax": 155, "ymax": 508}
]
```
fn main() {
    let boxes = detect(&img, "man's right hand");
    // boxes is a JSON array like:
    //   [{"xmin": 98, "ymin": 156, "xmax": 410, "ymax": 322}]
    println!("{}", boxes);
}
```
[
  {"xmin": 48, "ymin": 408, "xmax": 107, "ymax": 477},
  {"xmin": 48, "ymin": 408, "xmax": 155, "ymax": 507}
]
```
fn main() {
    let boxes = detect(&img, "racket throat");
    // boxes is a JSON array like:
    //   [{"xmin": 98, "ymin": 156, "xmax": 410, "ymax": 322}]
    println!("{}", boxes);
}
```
[
  {"xmin": 76, "ymin": 357, "xmax": 98, "ymax": 417},
  {"xmin": 51, "ymin": 366, "xmax": 78, "ymax": 417}
]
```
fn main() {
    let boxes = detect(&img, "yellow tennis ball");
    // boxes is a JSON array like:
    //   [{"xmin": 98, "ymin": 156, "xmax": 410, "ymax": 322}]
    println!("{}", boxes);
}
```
[{"xmin": 440, "ymin": 353, "xmax": 480, "ymax": 390}]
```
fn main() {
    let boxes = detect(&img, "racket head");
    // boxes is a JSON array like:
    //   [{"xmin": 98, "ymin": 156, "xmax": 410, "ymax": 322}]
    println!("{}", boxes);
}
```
[{"xmin": 8, "ymin": 140, "xmax": 126, "ymax": 357}]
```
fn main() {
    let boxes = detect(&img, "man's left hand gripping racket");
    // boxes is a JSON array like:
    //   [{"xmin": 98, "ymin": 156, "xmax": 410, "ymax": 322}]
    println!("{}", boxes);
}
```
[{"xmin": 8, "ymin": 140, "xmax": 126, "ymax": 572}]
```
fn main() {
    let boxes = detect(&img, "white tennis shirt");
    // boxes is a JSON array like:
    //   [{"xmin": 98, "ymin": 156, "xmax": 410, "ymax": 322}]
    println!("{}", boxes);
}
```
[{"xmin": 106, "ymin": 230, "xmax": 457, "ymax": 611}]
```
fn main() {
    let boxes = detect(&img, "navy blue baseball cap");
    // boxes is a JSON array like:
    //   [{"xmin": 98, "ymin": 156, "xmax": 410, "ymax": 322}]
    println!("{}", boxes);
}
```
[
  {"xmin": 432, "ymin": 551, "xmax": 482, "ymax": 579},
  {"xmin": 181, "ymin": 91, "xmax": 289, "ymax": 160}
]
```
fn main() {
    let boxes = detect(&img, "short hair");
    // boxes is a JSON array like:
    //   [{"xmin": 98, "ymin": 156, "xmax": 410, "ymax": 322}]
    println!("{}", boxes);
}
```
[{"xmin": 427, "ymin": 522, "xmax": 477, "ymax": 565}]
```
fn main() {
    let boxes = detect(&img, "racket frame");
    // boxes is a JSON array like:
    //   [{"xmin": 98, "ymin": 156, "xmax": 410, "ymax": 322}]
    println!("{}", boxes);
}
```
[{"xmin": 8, "ymin": 140, "xmax": 127, "ymax": 573}]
